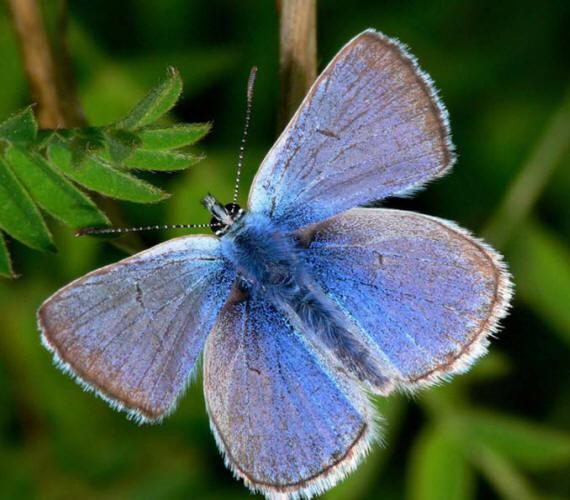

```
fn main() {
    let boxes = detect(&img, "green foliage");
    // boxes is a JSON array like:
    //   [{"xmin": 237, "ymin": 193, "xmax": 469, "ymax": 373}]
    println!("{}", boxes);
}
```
[
  {"xmin": 118, "ymin": 67, "xmax": 182, "ymax": 129},
  {"xmin": 510, "ymin": 221, "xmax": 570, "ymax": 347},
  {"xmin": 471, "ymin": 447, "xmax": 539, "ymax": 500},
  {"xmin": 0, "ymin": 68, "xmax": 209, "ymax": 277},
  {"xmin": 460, "ymin": 410, "xmax": 570, "ymax": 470},
  {"xmin": 408, "ymin": 425, "xmax": 473, "ymax": 500},
  {"xmin": 0, "ymin": 233, "xmax": 14, "ymax": 278},
  {"xmin": 47, "ymin": 143, "xmax": 168, "ymax": 202},
  {"xmin": 5, "ymin": 147, "xmax": 109, "ymax": 229},
  {"xmin": 0, "ymin": 157, "xmax": 54, "ymax": 253}
]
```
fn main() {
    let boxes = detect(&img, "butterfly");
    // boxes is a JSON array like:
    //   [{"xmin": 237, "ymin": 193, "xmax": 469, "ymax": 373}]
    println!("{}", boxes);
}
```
[{"xmin": 38, "ymin": 29, "xmax": 512, "ymax": 499}]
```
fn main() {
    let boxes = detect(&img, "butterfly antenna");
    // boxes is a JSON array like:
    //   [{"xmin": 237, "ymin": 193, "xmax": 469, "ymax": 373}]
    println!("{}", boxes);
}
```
[
  {"xmin": 76, "ymin": 223, "xmax": 213, "ymax": 237},
  {"xmin": 232, "ymin": 66, "xmax": 257, "ymax": 205}
]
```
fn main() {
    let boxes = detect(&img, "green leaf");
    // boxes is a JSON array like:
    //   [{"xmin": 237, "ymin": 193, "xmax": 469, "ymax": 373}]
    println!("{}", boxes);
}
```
[
  {"xmin": 139, "ymin": 123, "xmax": 211, "ymax": 150},
  {"xmin": 0, "ymin": 107, "xmax": 37, "ymax": 144},
  {"xmin": 461, "ymin": 410, "xmax": 570, "ymax": 470},
  {"xmin": 471, "ymin": 446, "xmax": 539, "ymax": 500},
  {"xmin": 509, "ymin": 221, "xmax": 570, "ymax": 347},
  {"xmin": 0, "ymin": 68, "xmax": 208, "ymax": 277},
  {"xmin": 103, "ymin": 149, "xmax": 202, "ymax": 171},
  {"xmin": 5, "ymin": 146, "xmax": 110, "ymax": 229},
  {"xmin": 48, "ymin": 142, "xmax": 168, "ymax": 203},
  {"xmin": 64, "ymin": 127, "xmax": 106, "ymax": 167},
  {"xmin": 0, "ymin": 158, "xmax": 54, "ymax": 252},
  {"xmin": 118, "ymin": 67, "xmax": 183, "ymax": 130},
  {"xmin": 408, "ymin": 425, "xmax": 474, "ymax": 500},
  {"xmin": 104, "ymin": 128, "xmax": 141, "ymax": 164},
  {"xmin": 0, "ymin": 232, "xmax": 14, "ymax": 278}
]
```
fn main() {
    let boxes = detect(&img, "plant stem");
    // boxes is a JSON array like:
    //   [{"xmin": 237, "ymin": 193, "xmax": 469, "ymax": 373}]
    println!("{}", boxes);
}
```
[
  {"xmin": 6, "ymin": 0, "xmax": 84, "ymax": 128},
  {"xmin": 277, "ymin": 0, "xmax": 317, "ymax": 132},
  {"xmin": 7, "ymin": 0, "xmax": 141, "ymax": 250}
]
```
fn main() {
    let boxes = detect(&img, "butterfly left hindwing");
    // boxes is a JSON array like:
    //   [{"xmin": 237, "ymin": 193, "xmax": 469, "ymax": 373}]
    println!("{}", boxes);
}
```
[{"xmin": 204, "ymin": 291, "xmax": 376, "ymax": 498}]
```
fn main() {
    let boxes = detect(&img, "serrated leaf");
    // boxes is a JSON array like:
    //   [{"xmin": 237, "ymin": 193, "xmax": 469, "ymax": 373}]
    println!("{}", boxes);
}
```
[
  {"xmin": 139, "ymin": 123, "xmax": 211, "ymax": 150},
  {"xmin": 0, "ymin": 232, "xmax": 14, "ymax": 278},
  {"xmin": 0, "ymin": 157, "xmax": 54, "ymax": 252},
  {"xmin": 48, "ymin": 142, "xmax": 168, "ymax": 203},
  {"xmin": 0, "ymin": 107, "xmax": 37, "ymax": 144},
  {"xmin": 408, "ymin": 425, "xmax": 474, "ymax": 500},
  {"xmin": 101, "ymin": 149, "xmax": 202, "ymax": 171},
  {"xmin": 118, "ymin": 67, "xmax": 182, "ymax": 130},
  {"xmin": 461, "ymin": 410, "xmax": 570, "ymax": 470},
  {"xmin": 5, "ymin": 146, "xmax": 110, "ymax": 229}
]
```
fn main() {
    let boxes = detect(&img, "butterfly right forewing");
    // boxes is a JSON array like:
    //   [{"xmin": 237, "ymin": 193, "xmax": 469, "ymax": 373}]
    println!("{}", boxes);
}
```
[{"xmin": 248, "ymin": 29, "xmax": 454, "ymax": 231}]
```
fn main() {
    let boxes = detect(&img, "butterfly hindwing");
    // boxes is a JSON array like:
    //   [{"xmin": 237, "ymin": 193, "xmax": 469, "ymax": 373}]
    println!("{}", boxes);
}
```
[
  {"xmin": 203, "ymin": 288, "xmax": 376, "ymax": 498},
  {"xmin": 248, "ymin": 29, "xmax": 454, "ymax": 230},
  {"xmin": 296, "ymin": 208, "xmax": 512, "ymax": 389},
  {"xmin": 38, "ymin": 235, "xmax": 235, "ymax": 422}
]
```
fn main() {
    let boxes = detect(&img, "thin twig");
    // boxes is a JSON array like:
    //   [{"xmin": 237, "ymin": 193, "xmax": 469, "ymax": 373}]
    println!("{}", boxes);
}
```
[
  {"xmin": 7, "ymin": 0, "xmax": 142, "ymax": 250},
  {"xmin": 277, "ymin": 0, "xmax": 317, "ymax": 132},
  {"xmin": 483, "ymin": 90, "xmax": 570, "ymax": 249},
  {"xmin": 6, "ymin": 0, "xmax": 84, "ymax": 128},
  {"xmin": 52, "ymin": 0, "xmax": 86, "ymax": 126}
]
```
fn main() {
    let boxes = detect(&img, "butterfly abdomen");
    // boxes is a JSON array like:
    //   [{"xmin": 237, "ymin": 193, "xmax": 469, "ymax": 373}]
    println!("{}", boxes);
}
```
[
  {"xmin": 223, "ymin": 212, "xmax": 390, "ymax": 390},
  {"xmin": 289, "ymin": 285, "xmax": 391, "ymax": 391}
]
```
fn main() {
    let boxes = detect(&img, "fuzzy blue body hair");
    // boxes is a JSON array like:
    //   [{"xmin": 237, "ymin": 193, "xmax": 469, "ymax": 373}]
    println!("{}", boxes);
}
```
[{"xmin": 221, "ymin": 212, "xmax": 389, "ymax": 389}]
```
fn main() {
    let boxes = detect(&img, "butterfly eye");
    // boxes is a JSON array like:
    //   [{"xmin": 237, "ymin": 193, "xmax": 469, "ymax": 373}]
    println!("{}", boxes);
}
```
[{"xmin": 209, "ymin": 217, "xmax": 224, "ymax": 235}]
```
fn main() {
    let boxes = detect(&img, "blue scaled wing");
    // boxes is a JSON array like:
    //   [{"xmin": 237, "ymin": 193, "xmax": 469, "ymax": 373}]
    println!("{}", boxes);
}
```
[
  {"xmin": 248, "ymin": 29, "xmax": 454, "ymax": 230},
  {"xmin": 203, "ymin": 289, "xmax": 377, "ymax": 498},
  {"xmin": 296, "ymin": 209, "xmax": 512, "ymax": 389},
  {"xmin": 38, "ymin": 235, "xmax": 235, "ymax": 422}
]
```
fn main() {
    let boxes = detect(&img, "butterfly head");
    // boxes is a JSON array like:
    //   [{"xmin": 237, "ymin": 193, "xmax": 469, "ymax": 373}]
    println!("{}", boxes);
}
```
[{"xmin": 202, "ymin": 194, "xmax": 244, "ymax": 236}]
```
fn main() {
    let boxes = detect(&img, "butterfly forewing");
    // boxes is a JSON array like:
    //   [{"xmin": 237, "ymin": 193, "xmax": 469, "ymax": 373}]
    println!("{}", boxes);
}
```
[
  {"xmin": 296, "ymin": 208, "xmax": 512, "ymax": 388},
  {"xmin": 204, "ymin": 290, "xmax": 376, "ymax": 498},
  {"xmin": 38, "ymin": 235, "xmax": 235, "ymax": 422},
  {"xmin": 248, "ymin": 29, "xmax": 454, "ymax": 230}
]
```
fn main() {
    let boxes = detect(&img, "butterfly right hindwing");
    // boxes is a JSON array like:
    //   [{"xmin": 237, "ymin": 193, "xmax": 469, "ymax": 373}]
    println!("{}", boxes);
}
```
[{"xmin": 296, "ymin": 208, "xmax": 512, "ymax": 389}]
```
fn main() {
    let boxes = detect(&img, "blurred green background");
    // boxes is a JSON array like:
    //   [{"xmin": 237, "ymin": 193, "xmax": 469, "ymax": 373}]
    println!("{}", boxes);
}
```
[{"xmin": 1, "ymin": 0, "xmax": 570, "ymax": 499}]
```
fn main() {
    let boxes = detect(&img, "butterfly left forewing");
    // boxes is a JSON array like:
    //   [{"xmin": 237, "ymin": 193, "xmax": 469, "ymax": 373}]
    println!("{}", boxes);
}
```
[
  {"xmin": 38, "ymin": 235, "xmax": 235, "ymax": 422},
  {"xmin": 204, "ymin": 289, "xmax": 377, "ymax": 498},
  {"xmin": 296, "ymin": 208, "xmax": 512, "ymax": 390},
  {"xmin": 248, "ymin": 29, "xmax": 454, "ymax": 230}
]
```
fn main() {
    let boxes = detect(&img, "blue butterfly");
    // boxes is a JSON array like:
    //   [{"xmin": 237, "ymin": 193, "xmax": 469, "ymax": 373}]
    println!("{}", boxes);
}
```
[{"xmin": 38, "ymin": 30, "xmax": 512, "ymax": 499}]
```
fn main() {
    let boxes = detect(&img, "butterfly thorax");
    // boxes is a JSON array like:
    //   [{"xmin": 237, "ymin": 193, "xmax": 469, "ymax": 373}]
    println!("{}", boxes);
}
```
[
  {"xmin": 220, "ymin": 211, "xmax": 390, "ymax": 389},
  {"xmin": 221, "ymin": 212, "xmax": 302, "ymax": 302}
]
